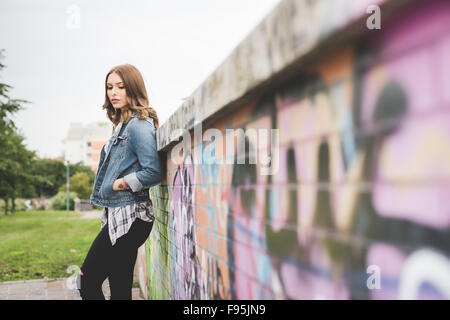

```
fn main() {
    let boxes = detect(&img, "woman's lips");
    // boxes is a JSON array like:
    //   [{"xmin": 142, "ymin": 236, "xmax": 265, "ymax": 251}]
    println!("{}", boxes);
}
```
[{"xmin": 112, "ymin": 99, "xmax": 120, "ymax": 103}]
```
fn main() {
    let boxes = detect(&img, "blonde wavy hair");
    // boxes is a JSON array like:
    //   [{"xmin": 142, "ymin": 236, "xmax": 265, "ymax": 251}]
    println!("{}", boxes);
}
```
[{"xmin": 102, "ymin": 64, "xmax": 159, "ymax": 130}]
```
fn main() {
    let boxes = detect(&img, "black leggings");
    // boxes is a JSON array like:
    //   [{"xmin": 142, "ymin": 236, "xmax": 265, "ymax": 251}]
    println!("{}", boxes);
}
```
[{"xmin": 78, "ymin": 217, "xmax": 153, "ymax": 300}]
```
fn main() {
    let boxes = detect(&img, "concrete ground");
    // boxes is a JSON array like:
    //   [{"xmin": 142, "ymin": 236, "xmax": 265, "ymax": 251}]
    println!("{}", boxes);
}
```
[
  {"xmin": 0, "ymin": 277, "xmax": 143, "ymax": 300},
  {"xmin": 78, "ymin": 210, "xmax": 104, "ymax": 220}
]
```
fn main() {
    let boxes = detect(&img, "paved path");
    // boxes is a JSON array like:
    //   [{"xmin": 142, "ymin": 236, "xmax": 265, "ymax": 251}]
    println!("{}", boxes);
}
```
[
  {"xmin": 78, "ymin": 210, "xmax": 103, "ymax": 220},
  {"xmin": 0, "ymin": 277, "xmax": 143, "ymax": 300},
  {"xmin": 56, "ymin": 210, "xmax": 103, "ymax": 220}
]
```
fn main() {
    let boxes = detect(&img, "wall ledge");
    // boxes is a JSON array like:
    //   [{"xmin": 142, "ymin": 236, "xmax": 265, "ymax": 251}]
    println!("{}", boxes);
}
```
[{"xmin": 156, "ymin": 0, "xmax": 416, "ymax": 151}]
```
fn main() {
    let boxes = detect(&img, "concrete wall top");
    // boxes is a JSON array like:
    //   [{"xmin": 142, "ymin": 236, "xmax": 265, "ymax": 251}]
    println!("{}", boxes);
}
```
[{"xmin": 156, "ymin": 0, "xmax": 398, "ymax": 151}]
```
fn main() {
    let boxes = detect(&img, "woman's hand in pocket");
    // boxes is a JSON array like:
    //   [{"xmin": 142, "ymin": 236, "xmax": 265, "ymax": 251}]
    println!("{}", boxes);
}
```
[{"xmin": 113, "ymin": 178, "xmax": 130, "ymax": 191}]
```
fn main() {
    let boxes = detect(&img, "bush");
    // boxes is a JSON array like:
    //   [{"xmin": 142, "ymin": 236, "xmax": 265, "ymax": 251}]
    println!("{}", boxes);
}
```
[
  {"xmin": 59, "ymin": 172, "xmax": 93, "ymax": 200},
  {"xmin": 50, "ymin": 191, "xmax": 78, "ymax": 210},
  {"xmin": 13, "ymin": 199, "xmax": 28, "ymax": 211}
]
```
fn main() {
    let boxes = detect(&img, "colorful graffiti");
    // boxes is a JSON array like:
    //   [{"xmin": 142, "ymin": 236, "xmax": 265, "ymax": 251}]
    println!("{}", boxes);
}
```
[{"xmin": 142, "ymin": 0, "xmax": 450, "ymax": 299}]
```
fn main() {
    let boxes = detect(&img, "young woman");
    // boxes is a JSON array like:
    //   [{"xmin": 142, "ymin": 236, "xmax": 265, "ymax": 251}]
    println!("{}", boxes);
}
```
[{"xmin": 77, "ymin": 64, "xmax": 162, "ymax": 300}]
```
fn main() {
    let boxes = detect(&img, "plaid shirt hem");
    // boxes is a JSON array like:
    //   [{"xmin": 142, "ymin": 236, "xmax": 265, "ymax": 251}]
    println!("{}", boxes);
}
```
[{"xmin": 101, "ymin": 199, "xmax": 155, "ymax": 246}]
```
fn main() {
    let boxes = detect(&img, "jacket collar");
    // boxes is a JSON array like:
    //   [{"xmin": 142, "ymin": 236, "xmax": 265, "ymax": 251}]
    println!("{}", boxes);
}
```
[{"xmin": 112, "ymin": 111, "xmax": 137, "ymax": 135}]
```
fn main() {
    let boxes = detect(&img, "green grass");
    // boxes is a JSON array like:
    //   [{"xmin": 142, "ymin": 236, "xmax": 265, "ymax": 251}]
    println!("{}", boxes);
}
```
[{"xmin": 0, "ymin": 210, "xmax": 101, "ymax": 282}]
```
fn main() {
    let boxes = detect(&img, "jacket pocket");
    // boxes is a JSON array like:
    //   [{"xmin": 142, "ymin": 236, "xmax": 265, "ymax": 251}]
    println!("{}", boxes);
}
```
[
  {"xmin": 110, "ymin": 170, "xmax": 122, "ymax": 194},
  {"xmin": 111, "ymin": 134, "xmax": 128, "ymax": 161},
  {"xmin": 99, "ymin": 170, "xmax": 121, "ymax": 198}
]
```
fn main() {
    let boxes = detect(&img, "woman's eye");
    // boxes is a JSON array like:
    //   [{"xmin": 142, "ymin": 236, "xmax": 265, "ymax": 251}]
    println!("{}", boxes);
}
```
[{"xmin": 107, "ymin": 86, "xmax": 125, "ymax": 90}]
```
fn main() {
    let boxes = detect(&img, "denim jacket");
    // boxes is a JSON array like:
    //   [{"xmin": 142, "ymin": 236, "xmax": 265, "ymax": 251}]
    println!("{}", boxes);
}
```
[{"xmin": 90, "ymin": 113, "xmax": 162, "ymax": 207}]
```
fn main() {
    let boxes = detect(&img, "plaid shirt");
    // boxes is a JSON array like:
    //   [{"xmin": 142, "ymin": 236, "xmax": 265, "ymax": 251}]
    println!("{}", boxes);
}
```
[{"xmin": 101, "ymin": 200, "xmax": 155, "ymax": 246}]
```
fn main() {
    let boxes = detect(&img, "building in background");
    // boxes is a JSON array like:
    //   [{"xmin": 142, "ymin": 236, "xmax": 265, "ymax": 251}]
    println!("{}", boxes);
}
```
[{"xmin": 63, "ymin": 122, "xmax": 111, "ymax": 171}]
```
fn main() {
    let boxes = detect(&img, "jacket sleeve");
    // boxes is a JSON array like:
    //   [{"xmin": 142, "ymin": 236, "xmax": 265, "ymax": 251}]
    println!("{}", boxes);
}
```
[{"xmin": 123, "ymin": 119, "xmax": 162, "ymax": 192}]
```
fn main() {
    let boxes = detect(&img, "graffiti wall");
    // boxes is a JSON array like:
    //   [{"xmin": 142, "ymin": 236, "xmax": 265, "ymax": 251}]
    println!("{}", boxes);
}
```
[{"xmin": 140, "ymin": 0, "xmax": 450, "ymax": 299}]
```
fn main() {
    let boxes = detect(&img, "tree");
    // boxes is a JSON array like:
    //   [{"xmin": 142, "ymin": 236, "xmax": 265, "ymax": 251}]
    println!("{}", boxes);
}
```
[
  {"xmin": 69, "ymin": 162, "xmax": 95, "ymax": 186},
  {"xmin": 0, "ymin": 49, "xmax": 32, "ymax": 215},
  {"xmin": 0, "ymin": 129, "xmax": 40, "ymax": 213},
  {"xmin": 59, "ymin": 171, "xmax": 92, "ymax": 199},
  {"xmin": 0, "ymin": 50, "xmax": 29, "ymax": 132},
  {"xmin": 29, "ymin": 159, "xmax": 95, "ymax": 198},
  {"xmin": 29, "ymin": 158, "xmax": 66, "ymax": 198},
  {"xmin": 0, "ymin": 49, "xmax": 96, "ymax": 214}
]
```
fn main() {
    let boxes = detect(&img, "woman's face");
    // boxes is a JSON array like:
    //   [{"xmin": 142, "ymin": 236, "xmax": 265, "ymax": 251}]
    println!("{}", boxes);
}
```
[{"xmin": 107, "ymin": 72, "xmax": 127, "ymax": 109}]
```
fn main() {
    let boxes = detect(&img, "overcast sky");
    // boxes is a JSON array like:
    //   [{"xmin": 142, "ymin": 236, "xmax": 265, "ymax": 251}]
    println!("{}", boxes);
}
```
[{"xmin": 0, "ymin": 0, "xmax": 280, "ymax": 158}]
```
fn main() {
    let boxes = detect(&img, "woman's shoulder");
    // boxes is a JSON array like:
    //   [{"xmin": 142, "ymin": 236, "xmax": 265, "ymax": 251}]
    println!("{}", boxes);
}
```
[{"xmin": 127, "ymin": 116, "xmax": 155, "ymax": 133}]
